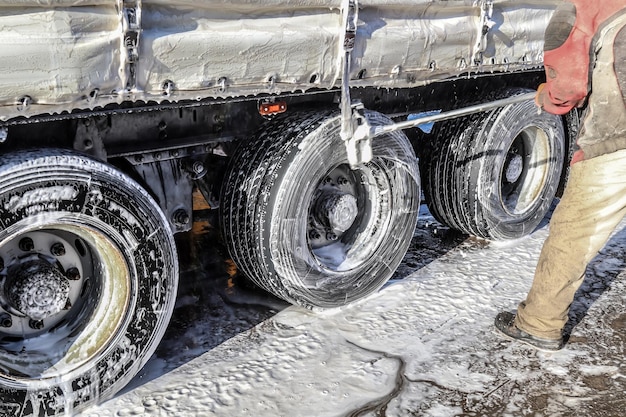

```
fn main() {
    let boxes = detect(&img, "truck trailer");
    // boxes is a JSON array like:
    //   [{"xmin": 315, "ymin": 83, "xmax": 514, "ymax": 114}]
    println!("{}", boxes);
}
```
[{"xmin": 0, "ymin": 1, "xmax": 576, "ymax": 414}]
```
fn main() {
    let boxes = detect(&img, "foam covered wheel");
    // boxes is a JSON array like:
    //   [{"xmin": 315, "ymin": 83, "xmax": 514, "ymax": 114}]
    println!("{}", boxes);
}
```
[
  {"xmin": 221, "ymin": 111, "xmax": 420, "ymax": 309},
  {"xmin": 0, "ymin": 150, "xmax": 178, "ymax": 415},
  {"xmin": 423, "ymin": 90, "xmax": 565, "ymax": 240}
]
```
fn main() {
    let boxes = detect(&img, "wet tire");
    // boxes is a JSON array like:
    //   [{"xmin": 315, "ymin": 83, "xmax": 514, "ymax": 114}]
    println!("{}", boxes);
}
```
[
  {"xmin": 221, "ymin": 111, "xmax": 420, "ymax": 309},
  {"xmin": 0, "ymin": 150, "xmax": 178, "ymax": 415},
  {"xmin": 423, "ymin": 91, "xmax": 565, "ymax": 240}
]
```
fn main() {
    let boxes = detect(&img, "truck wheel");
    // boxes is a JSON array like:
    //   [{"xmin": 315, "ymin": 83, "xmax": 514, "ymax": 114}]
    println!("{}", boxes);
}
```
[
  {"xmin": 221, "ymin": 111, "xmax": 420, "ymax": 309},
  {"xmin": 424, "ymin": 92, "xmax": 565, "ymax": 240},
  {"xmin": 0, "ymin": 150, "xmax": 178, "ymax": 415}
]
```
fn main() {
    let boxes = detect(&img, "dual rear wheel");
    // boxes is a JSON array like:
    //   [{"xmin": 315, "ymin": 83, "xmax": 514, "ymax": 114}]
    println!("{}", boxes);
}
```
[
  {"xmin": 422, "ymin": 91, "xmax": 566, "ymax": 240},
  {"xmin": 220, "ymin": 111, "xmax": 422, "ymax": 309},
  {"xmin": 220, "ymin": 98, "xmax": 566, "ymax": 309}
]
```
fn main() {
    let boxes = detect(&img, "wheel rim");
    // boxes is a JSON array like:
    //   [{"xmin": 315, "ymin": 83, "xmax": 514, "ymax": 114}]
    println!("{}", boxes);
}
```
[
  {"xmin": 0, "ymin": 216, "xmax": 130, "ymax": 384},
  {"xmin": 499, "ymin": 126, "xmax": 551, "ymax": 215},
  {"xmin": 307, "ymin": 162, "xmax": 391, "ymax": 272}
]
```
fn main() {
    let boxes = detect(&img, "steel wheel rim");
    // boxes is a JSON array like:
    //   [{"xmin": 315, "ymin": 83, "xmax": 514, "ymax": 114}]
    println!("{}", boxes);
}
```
[
  {"xmin": 0, "ymin": 214, "xmax": 131, "ymax": 386},
  {"xmin": 499, "ymin": 126, "xmax": 551, "ymax": 215},
  {"xmin": 307, "ymin": 162, "xmax": 392, "ymax": 272}
]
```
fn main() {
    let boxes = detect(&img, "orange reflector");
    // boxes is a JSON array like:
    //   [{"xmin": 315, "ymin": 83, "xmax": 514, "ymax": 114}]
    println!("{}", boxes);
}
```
[{"xmin": 259, "ymin": 101, "xmax": 287, "ymax": 116}]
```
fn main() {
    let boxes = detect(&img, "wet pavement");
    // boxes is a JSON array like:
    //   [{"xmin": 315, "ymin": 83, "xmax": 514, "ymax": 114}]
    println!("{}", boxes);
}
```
[{"xmin": 85, "ymin": 205, "xmax": 626, "ymax": 417}]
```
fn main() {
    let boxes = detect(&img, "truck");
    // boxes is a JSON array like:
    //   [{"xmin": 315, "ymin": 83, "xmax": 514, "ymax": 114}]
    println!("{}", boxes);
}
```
[{"xmin": 0, "ymin": 0, "xmax": 575, "ymax": 415}]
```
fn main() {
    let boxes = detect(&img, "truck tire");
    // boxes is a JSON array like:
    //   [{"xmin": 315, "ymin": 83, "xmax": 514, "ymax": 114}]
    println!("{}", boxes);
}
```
[
  {"xmin": 423, "ymin": 91, "xmax": 565, "ymax": 240},
  {"xmin": 0, "ymin": 150, "xmax": 178, "ymax": 415},
  {"xmin": 221, "ymin": 111, "xmax": 420, "ymax": 309}
]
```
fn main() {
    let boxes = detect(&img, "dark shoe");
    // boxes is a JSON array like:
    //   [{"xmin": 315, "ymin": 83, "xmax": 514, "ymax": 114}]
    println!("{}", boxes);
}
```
[{"xmin": 494, "ymin": 311, "xmax": 564, "ymax": 351}]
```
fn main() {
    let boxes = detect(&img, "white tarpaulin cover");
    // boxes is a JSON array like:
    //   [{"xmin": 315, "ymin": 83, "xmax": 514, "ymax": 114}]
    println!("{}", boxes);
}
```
[{"xmin": 0, "ymin": 0, "xmax": 558, "ymax": 121}]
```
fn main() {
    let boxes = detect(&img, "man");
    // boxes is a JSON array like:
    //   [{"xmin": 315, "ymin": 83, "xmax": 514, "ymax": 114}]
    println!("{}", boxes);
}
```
[{"xmin": 494, "ymin": 0, "xmax": 626, "ymax": 351}]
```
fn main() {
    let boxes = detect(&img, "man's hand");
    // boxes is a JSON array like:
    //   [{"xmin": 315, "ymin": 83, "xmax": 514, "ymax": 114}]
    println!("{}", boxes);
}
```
[{"xmin": 534, "ymin": 83, "xmax": 547, "ymax": 110}]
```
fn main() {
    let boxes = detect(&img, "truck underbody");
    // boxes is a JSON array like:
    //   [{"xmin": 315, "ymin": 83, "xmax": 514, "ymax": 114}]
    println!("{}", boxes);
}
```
[{"xmin": 0, "ymin": 1, "xmax": 576, "ymax": 415}]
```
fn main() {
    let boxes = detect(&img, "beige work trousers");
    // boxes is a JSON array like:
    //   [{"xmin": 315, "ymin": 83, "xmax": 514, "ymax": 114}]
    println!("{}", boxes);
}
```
[{"xmin": 514, "ymin": 148, "xmax": 626, "ymax": 339}]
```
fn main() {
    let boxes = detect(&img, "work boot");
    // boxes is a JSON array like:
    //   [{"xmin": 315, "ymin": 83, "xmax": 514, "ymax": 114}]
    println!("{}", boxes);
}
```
[{"xmin": 494, "ymin": 311, "xmax": 564, "ymax": 351}]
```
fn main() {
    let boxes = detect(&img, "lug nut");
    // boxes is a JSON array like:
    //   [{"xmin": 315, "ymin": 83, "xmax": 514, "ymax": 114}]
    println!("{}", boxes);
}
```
[
  {"xmin": 50, "ymin": 242, "xmax": 66, "ymax": 257},
  {"xmin": 29, "ymin": 319, "xmax": 44, "ymax": 330},
  {"xmin": 19, "ymin": 237, "xmax": 34, "ymax": 252},
  {"xmin": 0, "ymin": 313, "xmax": 12, "ymax": 328},
  {"xmin": 66, "ymin": 267, "xmax": 81, "ymax": 281}
]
